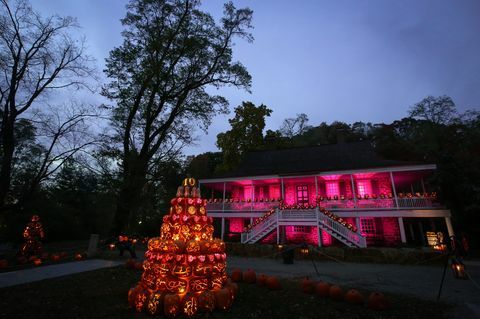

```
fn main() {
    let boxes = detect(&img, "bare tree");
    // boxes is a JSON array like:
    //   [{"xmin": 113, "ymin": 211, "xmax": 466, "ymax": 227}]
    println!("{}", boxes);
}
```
[
  {"xmin": 0, "ymin": 0, "xmax": 95, "ymax": 209},
  {"xmin": 279, "ymin": 113, "xmax": 311, "ymax": 138}
]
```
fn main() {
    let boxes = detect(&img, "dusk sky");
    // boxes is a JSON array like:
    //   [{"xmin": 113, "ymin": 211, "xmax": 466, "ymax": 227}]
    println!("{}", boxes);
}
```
[{"xmin": 36, "ymin": 0, "xmax": 480, "ymax": 156}]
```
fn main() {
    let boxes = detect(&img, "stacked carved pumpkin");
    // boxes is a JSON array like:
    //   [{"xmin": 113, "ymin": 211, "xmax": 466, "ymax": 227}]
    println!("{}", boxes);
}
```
[{"xmin": 128, "ymin": 178, "xmax": 235, "ymax": 318}]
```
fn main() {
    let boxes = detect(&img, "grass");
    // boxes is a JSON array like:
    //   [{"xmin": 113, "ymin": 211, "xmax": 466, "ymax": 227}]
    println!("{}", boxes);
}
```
[{"xmin": 0, "ymin": 266, "xmax": 451, "ymax": 319}]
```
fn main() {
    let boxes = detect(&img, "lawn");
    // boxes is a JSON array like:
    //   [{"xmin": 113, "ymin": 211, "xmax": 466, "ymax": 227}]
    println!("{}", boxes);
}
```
[{"xmin": 0, "ymin": 266, "xmax": 451, "ymax": 319}]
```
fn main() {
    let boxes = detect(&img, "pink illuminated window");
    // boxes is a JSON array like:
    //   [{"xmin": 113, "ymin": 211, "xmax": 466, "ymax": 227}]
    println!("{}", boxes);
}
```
[
  {"xmin": 325, "ymin": 181, "xmax": 339, "ymax": 196},
  {"xmin": 356, "ymin": 180, "xmax": 372, "ymax": 196},
  {"xmin": 296, "ymin": 185, "xmax": 309, "ymax": 204},
  {"xmin": 293, "ymin": 226, "xmax": 309, "ymax": 233}
]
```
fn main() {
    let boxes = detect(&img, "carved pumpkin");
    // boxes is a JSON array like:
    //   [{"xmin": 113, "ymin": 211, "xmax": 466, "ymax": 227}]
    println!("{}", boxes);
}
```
[
  {"xmin": 214, "ymin": 287, "xmax": 232, "ymax": 310},
  {"xmin": 368, "ymin": 292, "xmax": 390, "ymax": 310},
  {"xmin": 266, "ymin": 276, "xmax": 282, "ymax": 290},
  {"xmin": 128, "ymin": 286, "xmax": 140, "ymax": 308},
  {"xmin": 345, "ymin": 289, "xmax": 364, "ymax": 305},
  {"xmin": 190, "ymin": 278, "xmax": 208, "ymax": 292},
  {"xmin": 197, "ymin": 290, "xmax": 215, "ymax": 312},
  {"xmin": 33, "ymin": 258, "xmax": 42, "ymax": 266},
  {"xmin": 134, "ymin": 288, "xmax": 149, "ymax": 312},
  {"xmin": 225, "ymin": 282, "xmax": 238, "ymax": 300},
  {"xmin": 243, "ymin": 269, "xmax": 256, "ymax": 283},
  {"xmin": 301, "ymin": 277, "xmax": 315, "ymax": 294},
  {"xmin": 329, "ymin": 285, "xmax": 344, "ymax": 301},
  {"xmin": 50, "ymin": 254, "xmax": 60, "ymax": 262},
  {"xmin": 186, "ymin": 240, "xmax": 201, "ymax": 254},
  {"xmin": 315, "ymin": 281, "xmax": 331, "ymax": 297},
  {"xmin": 164, "ymin": 293, "xmax": 181, "ymax": 318},
  {"xmin": 146, "ymin": 292, "xmax": 165, "ymax": 315},
  {"xmin": 257, "ymin": 273, "xmax": 268, "ymax": 286},
  {"xmin": 182, "ymin": 293, "xmax": 199, "ymax": 318},
  {"xmin": 231, "ymin": 269, "xmax": 243, "ymax": 282}
]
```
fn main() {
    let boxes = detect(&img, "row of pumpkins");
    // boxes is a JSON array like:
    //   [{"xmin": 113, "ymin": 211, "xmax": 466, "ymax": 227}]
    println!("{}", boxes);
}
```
[
  {"xmin": 0, "ymin": 252, "xmax": 85, "ymax": 269},
  {"xmin": 230, "ymin": 269, "xmax": 390, "ymax": 311}
]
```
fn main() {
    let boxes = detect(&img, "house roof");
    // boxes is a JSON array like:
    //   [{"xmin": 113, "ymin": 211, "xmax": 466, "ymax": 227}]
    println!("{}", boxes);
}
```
[{"xmin": 210, "ymin": 141, "xmax": 427, "ymax": 179}]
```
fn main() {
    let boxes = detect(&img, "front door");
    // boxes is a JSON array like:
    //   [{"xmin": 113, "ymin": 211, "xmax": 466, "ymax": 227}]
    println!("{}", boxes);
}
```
[{"xmin": 296, "ymin": 185, "xmax": 309, "ymax": 205}]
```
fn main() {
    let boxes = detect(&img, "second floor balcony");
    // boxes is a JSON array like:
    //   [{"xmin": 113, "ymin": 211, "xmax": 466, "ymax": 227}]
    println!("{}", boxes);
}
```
[{"xmin": 206, "ymin": 192, "xmax": 441, "ymax": 212}]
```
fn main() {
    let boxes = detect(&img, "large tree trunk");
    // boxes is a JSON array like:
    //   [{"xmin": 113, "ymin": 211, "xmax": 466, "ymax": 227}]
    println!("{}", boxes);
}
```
[
  {"xmin": 0, "ymin": 114, "xmax": 15, "ymax": 210},
  {"xmin": 113, "ymin": 154, "xmax": 148, "ymax": 234}
]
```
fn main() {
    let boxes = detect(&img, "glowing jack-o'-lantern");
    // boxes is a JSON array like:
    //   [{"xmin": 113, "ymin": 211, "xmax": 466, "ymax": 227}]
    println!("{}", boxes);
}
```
[
  {"xmin": 147, "ymin": 292, "xmax": 165, "ymax": 315},
  {"xmin": 198, "ymin": 290, "xmax": 215, "ymax": 312},
  {"xmin": 190, "ymin": 278, "xmax": 208, "ymax": 292},
  {"xmin": 186, "ymin": 240, "xmax": 201, "ymax": 254},
  {"xmin": 182, "ymin": 293, "xmax": 199, "ymax": 318},
  {"xmin": 164, "ymin": 293, "xmax": 181, "ymax": 318},
  {"xmin": 171, "ymin": 265, "xmax": 191, "ymax": 276}
]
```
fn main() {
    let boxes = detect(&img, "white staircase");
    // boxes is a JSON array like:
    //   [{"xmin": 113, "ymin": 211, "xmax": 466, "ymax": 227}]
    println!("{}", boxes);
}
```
[
  {"xmin": 241, "ymin": 208, "xmax": 367, "ymax": 248},
  {"xmin": 317, "ymin": 213, "xmax": 366, "ymax": 248},
  {"xmin": 241, "ymin": 210, "xmax": 278, "ymax": 244}
]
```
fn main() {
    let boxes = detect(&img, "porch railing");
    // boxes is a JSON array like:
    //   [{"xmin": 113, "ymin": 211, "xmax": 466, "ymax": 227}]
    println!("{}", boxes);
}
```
[{"xmin": 207, "ymin": 201, "xmax": 281, "ymax": 211}]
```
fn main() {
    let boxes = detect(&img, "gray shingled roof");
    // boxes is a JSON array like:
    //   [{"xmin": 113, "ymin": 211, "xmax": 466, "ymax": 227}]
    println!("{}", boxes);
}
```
[{"xmin": 215, "ymin": 141, "xmax": 423, "ymax": 178}]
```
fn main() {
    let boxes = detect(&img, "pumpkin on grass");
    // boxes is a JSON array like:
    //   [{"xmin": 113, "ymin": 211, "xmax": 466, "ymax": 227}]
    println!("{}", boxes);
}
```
[
  {"xmin": 301, "ymin": 277, "xmax": 315, "ymax": 294},
  {"xmin": 315, "ymin": 281, "xmax": 331, "ymax": 297},
  {"xmin": 257, "ymin": 273, "xmax": 268, "ymax": 286},
  {"xmin": 329, "ymin": 285, "xmax": 344, "ymax": 301},
  {"xmin": 243, "ymin": 269, "xmax": 256, "ymax": 283},
  {"xmin": 230, "ymin": 269, "xmax": 243, "ymax": 282},
  {"xmin": 345, "ymin": 289, "xmax": 364, "ymax": 305},
  {"xmin": 214, "ymin": 287, "xmax": 232, "ymax": 310},
  {"xmin": 368, "ymin": 292, "xmax": 390, "ymax": 310},
  {"xmin": 266, "ymin": 276, "xmax": 282, "ymax": 290}
]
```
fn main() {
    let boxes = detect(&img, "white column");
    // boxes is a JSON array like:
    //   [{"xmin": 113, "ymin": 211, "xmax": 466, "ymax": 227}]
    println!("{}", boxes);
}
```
[
  {"xmin": 445, "ymin": 217, "xmax": 454, "ymax": 237},
  {"xmin": 389, "ymin": 171, "xmax": 399, "ymax": 208},
  {"xmin": 355, "ymin": 217, "xmax": 361, "ymax": 235},
  {"xmin": 398, "ymin": 217, "xmax": 407, "ymax": 243},
  {"xmin": 350, "ymin": 174, "xmax": 357, "ymax": 207},
  {"xmin": 222, "ymin": 182, "xmax": 226, "ymax": 212},
  {"xmin": 280, "ymin": 178, "xmax": 284, "ymax": 201},
  {"xmin": 421, "ymin": 178, "xmax": 426, "ymax": 194},
  {"xmin": 221, "ymin": 217, "xmax": 225, "ymax": 240},
  {"xmin": 316, "ymin": 209, "xmax": 322, "ymax": 247},
  {"xmin": 276, "ymin": 212, "xmax": 280, "ymax": 244},
  {"xmin": 251, "ymin": 183, "xmax": 254, "ymax": 210}
]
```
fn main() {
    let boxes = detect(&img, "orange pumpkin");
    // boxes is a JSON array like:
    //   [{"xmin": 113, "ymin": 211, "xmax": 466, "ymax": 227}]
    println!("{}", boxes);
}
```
[
  {"xmin": 315, "ymin": 281, "xmax": 331, "ymax": 297},
  {"xmin": 368, "ymin": 292, "xmax": 390, "ymax": 310},
  {"xmin": 128, "ymin": 286, "xmax": 140, "ymax": 308},
  {"xmin": 197, "ymin": 290, "xmax": 215, "ymax": 312},
  {"xmin": 74, "ymin": 253, "xmax": 83, "ymax": 261},
  {"xmin": 345, "ymin": 289, "xmax": 364, "ymax": 305},
  {"xmin": 50, "ymin": 254, "xmax": 60, "ymax": 262},
  {"xmin": 329, "ymin": 285, "xmax": 344, "ymax": 301},
  {"xmin": 243, "ymin": 269, "xmax": 256, "ymax": 283},
  {"xmin": 146, "ymin": 292, "xmax": 165, "ymax": 315},
  {"xmin": 214, "ymin": 287, "xmax": 232, "ymax": 310},
  {"xmin": 230, "ymin": 269, "xmax": 243, "ymax": 282},
  {"xmin": 164, "ymin": 293, "xmax": 181, "ymax": 318},
  {"xmin": 257, "ymin": 273, "xmax": 268, "ymax": 286},
  {"xmin": 134, "ymin": 288, "xmax": 149, "ymax": 312},
  {"xmin": 182, "ymin": 293, "xmax": 199, "ymax": 318},
  {"xmin": 0, "ymin": 259, "xmax": 8, "ymax": 268},
  {"xmin": 266, "ymin": 276, "xmax": 282, "ymax": 290},
  {"xmin": 301, "ymin": 277, "xmax": 315, "ymax": 294},
  {"xmin": 33, "ymin": 258, "xmax": 42, "ymax": 266},
  {"xmin": 225, "ymin": 282, "xmax": 238, "ymax": 300}
]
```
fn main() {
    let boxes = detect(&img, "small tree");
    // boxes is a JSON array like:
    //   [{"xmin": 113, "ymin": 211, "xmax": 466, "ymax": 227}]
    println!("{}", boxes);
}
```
[{"xmin": 0, "ymin": 0, "xmax": 95, "ymax": 209}]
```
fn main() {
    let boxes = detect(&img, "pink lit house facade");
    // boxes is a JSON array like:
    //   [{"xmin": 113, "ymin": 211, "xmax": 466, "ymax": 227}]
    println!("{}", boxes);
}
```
[{"xmin": 198, "ymin": 142, "xmax": 453, "ymax": 248}]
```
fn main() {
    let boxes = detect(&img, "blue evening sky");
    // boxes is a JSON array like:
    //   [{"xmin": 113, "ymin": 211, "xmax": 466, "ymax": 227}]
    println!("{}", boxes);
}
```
[{"xmin": 35, "ymin": 0, "xmax": 480, "ymax": 155}]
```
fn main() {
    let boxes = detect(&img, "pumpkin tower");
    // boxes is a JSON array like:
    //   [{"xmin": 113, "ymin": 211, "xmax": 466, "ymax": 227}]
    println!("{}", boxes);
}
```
[{"xmin": 128, "ymin": 178, "xmax": 236, "ymax": 318}]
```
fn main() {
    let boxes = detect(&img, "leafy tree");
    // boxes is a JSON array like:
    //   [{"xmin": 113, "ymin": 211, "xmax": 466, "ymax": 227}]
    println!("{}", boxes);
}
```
[
  {"xmin": 279, "ymin": 113, "xmax": 311, "ymax": 138},
  {"xmin": 185, "ymin": 152, "xmax": 223, "ymax": 179},
  {"xmin": 409, "ymin": 95, "xmax": 457, "ymax": 125},
  {"xmin": 216, "ymin": 102, "xmax": 271, "ymax": 171},
  {"xmin": 0, "ymin": 0, "xmax": 95, "ymax": 210},
  {"xmin": 102, "ymin": 0, "xmax": 253, "ymax": 233}
]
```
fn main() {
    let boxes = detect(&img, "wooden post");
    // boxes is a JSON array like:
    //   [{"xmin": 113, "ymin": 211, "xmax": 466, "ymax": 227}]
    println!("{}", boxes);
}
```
[
  {"xmin": 280, "ymin": 178, "xmax": 284, "ymax": 201},
  {"xmin": 316, "ymin": 208, "xmax": 322, "ymax": 247},
  {"xmin": 445, "ymin": 217, "xmax": 454, "ymax": 237}
]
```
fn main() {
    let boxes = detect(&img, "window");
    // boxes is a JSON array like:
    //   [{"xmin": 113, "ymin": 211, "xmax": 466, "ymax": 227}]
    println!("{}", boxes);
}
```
[
  {"xmin": 293, "ymin": 226, "xmax": 309, "ymax": 233},
  {"xmin": 296, "ymin": 185, "xmax": 309, "ymax": 204},
  {"xmin": 356, "ymin": 180, "xmax": 372, "ymax": 196},
  {"xmin": 360, "ymin": 218, "xmax": 376, "ymax": 235},
  {"xmin": 325, "ymin": 181, "xmax": 339, "ymax": 197}
]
